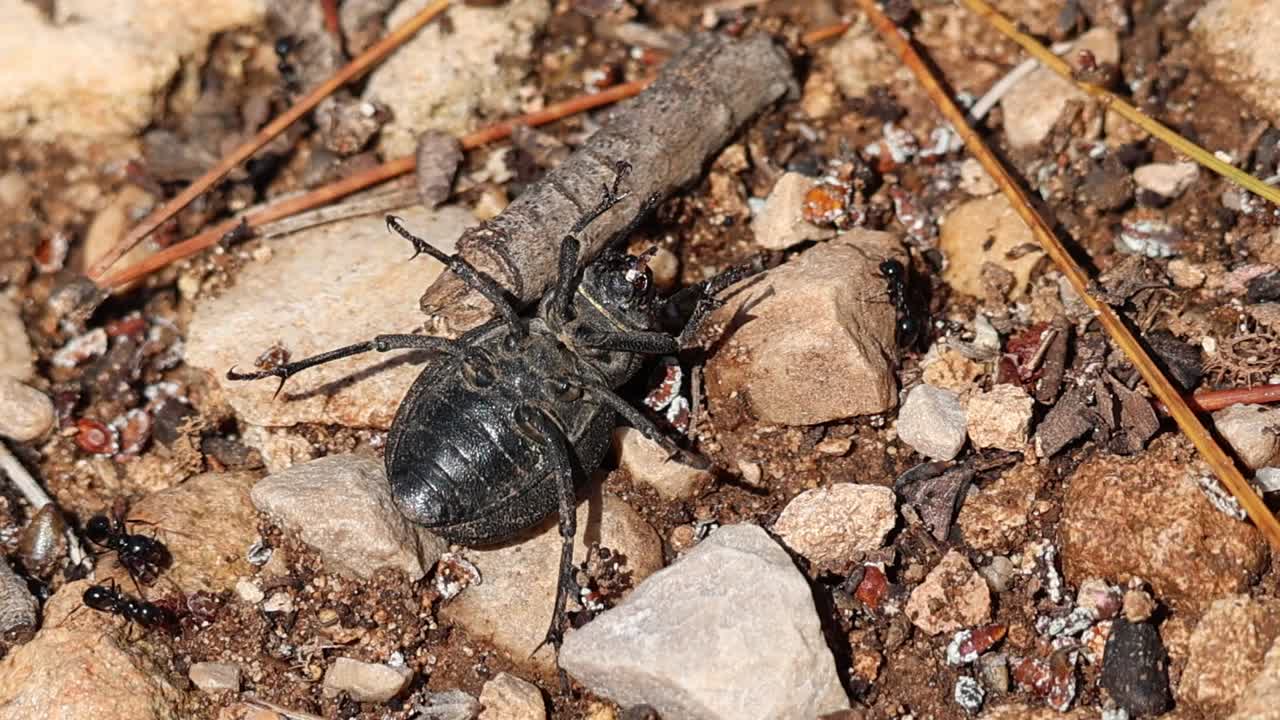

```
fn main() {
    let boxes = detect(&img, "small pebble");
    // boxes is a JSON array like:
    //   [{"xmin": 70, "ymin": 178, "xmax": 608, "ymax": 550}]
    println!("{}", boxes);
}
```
[
  {"xmin": 613, "ymin": 428, "xmax": 710, "ymax": 500},
  {"xmin": 966, "ymin": 385, "xmax": 1033, "ymax": 451},
  {"xmin": 751, "ymin": 172, "xmax": 836, "ymax": 250},
  {"xmin": 418, "ymin": 690, "xmax": 483, "ymax": 720},
  {"xmin": 189, "ymin": 662, "xmax": 241, "ymax": 693},
  {"xmin": 897, "ymin": 384, "xmax": 967, "ymax": 460},
  {"xmin": 978, "ymin": 556, "xmax": 1015, "ymax": 593},
  {"xmin": 1133, "ymin": 162, "xmax": 1198, "ymax": 199},
  {"xmin": 262, "ymin": 591, "xmax": 294, "ymax": 614},
  {"xmin": 773, "ymin": 483, "xmax": 896, "ymax": 570},
  {"xmin": 1122, "ymin": 588, "xmax": 1156, "ymax": 623},
  {"xmin": 479, "ymin": 672, "xmax": 546, "ymax": 720},
  {"xmin": 906, "ymin": 550, "xmax": 992, "ymax": 635},
  {"xmin": 954, "ymin": 676, "xmax": 985, "ymax": 713},
  {"xmin": 978, "ymin": 653, "xmax": 1010, "ymax": 693},
  {"xmin": 959, "ymin": 158, "xmax": 997, "ymax": 196},
  {"xmin": 1100, "ymin": 619, "xmax": 1173, "ymax": 716},
  {"xmin": 1255, "ymin": 467, "xmax": 1280, "ymax": 494},
  {"xmin": 0, "ymin": 377, "xmax": 54, "ymax": 442},
  {"xmin": 1212, "ymin": 404, "xmax": 1280, "ymax": 469},
  {"xmin": 234, "ymin": 578, "xmax": 264, "ymax": 604},
  {"xmin": 323, "ymin": 657, "xmax": 413, "ymax": 703}
]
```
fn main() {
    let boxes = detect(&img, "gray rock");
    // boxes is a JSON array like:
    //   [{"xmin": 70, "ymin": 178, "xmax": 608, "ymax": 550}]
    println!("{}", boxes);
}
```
[
  {"xmin": 479, "ymin": 672, "xmax": 545, "ymax": 720},
  {"xmin": 416, "ymin": 689, "xmax": 483, "ymax": 720},
  {"xmin": 0, "ymin": 297, "xmax": 32, "ymax": 381},
  {"xmin": 773, "ymin": 484, "xmax": 895, "ymax": 571},
  {"xmin": 364, "ymin": 0, "xmax": 550, "ymax": 158},
  {"xmin": 251, "ymin": 455, "xmax": 447, "ymax": 580},
  {"xmin": 188, "ymin": 662, "xmax": 241, "ymax": 693},
  {"xmin": 1213, "ymin": 404, "xmax": 1280, "ymax": 469},
  {"xmin": 750, "ymin": 172, "xmax": 836, "ymax": 250},
  {"xmin": 186, "ymin": 205, "xmax": 475, "ymax": 430},
  {"xmin": 613, "ymin": 428, "xmax": 710, "ymax": 500},
  {"xmin": 323, "ymin": 657, "xmax": 412, "ymax": 703},
  {"xmin": 0, "ymin": 378, "xmax": 53, "ymax": 443},
  {"xmin": 897, "ymin": 384, "xmax": 966, "ymax": 460},
  {"xmin": 560, "ymin": 524, "xmax": 850, "ymax": 720},
  {"xmin": 441, "ymin": 487, "xmax": 662, "ymax": 673},
  {"xmin": 705, "ymin": 230, "xmax": 901, "ymax": 426},
  {"xmin": 0, "ymin": 0, "xmax": 265, "ymax": 141}
]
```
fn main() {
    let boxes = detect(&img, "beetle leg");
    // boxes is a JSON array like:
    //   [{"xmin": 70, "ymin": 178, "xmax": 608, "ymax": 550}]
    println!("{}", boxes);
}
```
[
  {"xmin": 577, "ymin": 383, "xmax": 711, "ymax": 469},
  {"xmin": 575, "ymin": 328, "xmax": 679, "ymax": 355},
  {"xmin": 515, "ymin": 406, "xmax": 583, "ymax": 657},
  {"xmin": 661, "ymin": 259, "xmax": 763, "ymax": 346},
  {"xmin": 385, "ymin": 215, "xmax": 527, "ymax": 336},
  {"xmin": 226, "ymin": 334, "xmax": 455, "ymax": 397}
]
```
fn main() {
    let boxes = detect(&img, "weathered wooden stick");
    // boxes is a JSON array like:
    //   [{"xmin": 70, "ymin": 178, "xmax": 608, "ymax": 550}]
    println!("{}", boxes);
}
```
[{"xmin": 418, "ymin": 31, "xmax": 796, "ymax": 330}]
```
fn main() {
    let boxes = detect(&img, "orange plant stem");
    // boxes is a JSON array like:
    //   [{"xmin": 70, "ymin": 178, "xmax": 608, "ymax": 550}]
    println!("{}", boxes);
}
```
[
  {"xmin": 86, "ymin": 0, "xmax": 452, "ymax": 282},
  {"xmin": 99, "ymin": 78, "xmax": 652, "ymax": 289}
]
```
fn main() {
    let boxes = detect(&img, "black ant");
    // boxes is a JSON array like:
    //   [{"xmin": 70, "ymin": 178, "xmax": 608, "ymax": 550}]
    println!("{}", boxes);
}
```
[
  {"xmin": 83, "ymin": 582, "xmax": 177, "ymax": 633},
  {"xmin": 879, "ymin": 258, "xmax": 923, "ymax": 348},
  {"xmin": 85, "ymin": 512, "xmax": 171, "ymax": 586}
]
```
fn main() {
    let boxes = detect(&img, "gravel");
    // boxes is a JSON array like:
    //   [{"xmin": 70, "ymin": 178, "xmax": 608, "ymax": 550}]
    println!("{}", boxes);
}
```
[{"xmin": 896, "ymin": 383, "xmax": 967, "ymax": 460}]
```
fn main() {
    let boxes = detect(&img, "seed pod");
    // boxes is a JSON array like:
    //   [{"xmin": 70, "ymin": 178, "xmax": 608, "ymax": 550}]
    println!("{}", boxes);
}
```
[
  {"xmin": 17, "ymin": 504, "xmax": 66, "ymax": 577},
  {"xmin": 0, "ymin": 557, "xmax": 37, "ymax": 646}
]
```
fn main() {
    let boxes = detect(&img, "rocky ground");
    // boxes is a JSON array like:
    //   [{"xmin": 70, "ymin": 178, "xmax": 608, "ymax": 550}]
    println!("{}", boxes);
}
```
[{"xmin": 0, "ymin": 0, "xmax": 1279, "ymax": 718}]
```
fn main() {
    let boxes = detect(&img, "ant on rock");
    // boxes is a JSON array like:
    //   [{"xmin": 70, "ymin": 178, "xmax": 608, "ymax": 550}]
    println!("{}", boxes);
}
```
[
  {"xmin": 82, "ymin": 581, "xmax": 177, "ymax": 634},
  {"xmin": 879, "ymin": 258, "xmax": 922, "ymax": 348},
  {"xmin": 85, "ymin": 510, "xmax": 172, "ymax": 586}
]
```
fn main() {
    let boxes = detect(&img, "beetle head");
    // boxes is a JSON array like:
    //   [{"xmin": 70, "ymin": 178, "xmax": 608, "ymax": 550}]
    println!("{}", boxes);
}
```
[{"xmin": 575, "ymin": 248, "xmax": 659, "ymax": 331}]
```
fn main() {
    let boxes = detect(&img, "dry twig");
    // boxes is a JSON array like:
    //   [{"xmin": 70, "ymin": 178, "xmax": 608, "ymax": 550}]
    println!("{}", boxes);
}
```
[{"xmin": 854, "ymin": 0, "xmax": 1280, "ymax": 548}]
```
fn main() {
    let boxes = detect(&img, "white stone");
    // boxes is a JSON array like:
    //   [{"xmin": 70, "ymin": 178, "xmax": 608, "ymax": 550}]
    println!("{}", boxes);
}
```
[
  {"xmin": 897, "ymin": 384, "xmax": 967, "ymax": 460},
  {"xmin": 479, "ymin": 672, "xmax": 546, "ymax": 720},
  {"xmin": 561, "ymin": 525, "xmax": 850, "ymax": 720},
  {"xmin": 188, "ymin": 662, "xmax": 240, "ymax": 693},
  {"xmin": 613, "ymin": 428, "xmax": 710, "ymax": 500},
  {"xmin": 323, "ymin": 658, "xmax": 412, "ymax": 703},
  {"xmin": 1213, "ymin": 404, "xmax": 1280, "ymax": 470},
  {"xmin": 0, "ymin": 378, "xmax": 53, "ymax": 443}
]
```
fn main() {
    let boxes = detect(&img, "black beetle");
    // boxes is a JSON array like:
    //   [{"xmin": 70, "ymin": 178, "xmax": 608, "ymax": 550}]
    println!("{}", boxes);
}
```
[{"xmin": 228, "ymin": 166, "xmax": 746, "ymax": 650}]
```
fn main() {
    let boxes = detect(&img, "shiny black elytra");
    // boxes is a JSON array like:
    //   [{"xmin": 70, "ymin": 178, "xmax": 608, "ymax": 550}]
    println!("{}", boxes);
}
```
[{"xmin": 227, "ymin": 167, "xmax": 740, "ymax": 651}]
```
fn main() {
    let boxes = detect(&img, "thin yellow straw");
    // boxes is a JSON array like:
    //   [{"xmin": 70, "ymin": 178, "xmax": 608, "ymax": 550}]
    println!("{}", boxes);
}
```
[
  {"xmin": 853, "ymin": 0, "xmax": 1280, "ymax": 550},
  {"xmin": 956, "ymin": 0, "xmax": 1280, "ymax": 207}
]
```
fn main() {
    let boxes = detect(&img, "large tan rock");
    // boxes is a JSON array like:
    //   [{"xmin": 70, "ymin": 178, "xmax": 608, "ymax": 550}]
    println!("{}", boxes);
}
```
[
  {"xmin": 1179, "ymin": 595, "xmax": 1280, "ymax": 714},
  {"xmin": 939, "ymin": 195, "xmax": 1045, "ymax": 301},
  {"xmin": 705, "ymin": 230, "xmax": 900, "ymax": 426},
  {"xmin": 0, "ymin": 0, "xmax": 264, "ymax": 141},
  {"xmin": 0, "ymin": 582, "xmax": 183, "ymax": 720},
  {"xmin": 1059, "ymin": 442, "xmax": 1268, "ymax": 613},
  {"xmin": 185, "ymin": 205, "xmax": 475, "ymax": 430},
  {"xmin": 98, "ymin": 472, "xmax": 259, "ymax": 595},
  {"xmin": 1192, "ymin": 0, "xmax": 1280, "ymax": 126}
]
